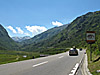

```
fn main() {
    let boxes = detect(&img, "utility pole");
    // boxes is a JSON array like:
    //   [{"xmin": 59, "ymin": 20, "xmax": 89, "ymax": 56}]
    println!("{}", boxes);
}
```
[{"xmin": 90, "ymin": 44, "xmax": 92, "ymax": 61}]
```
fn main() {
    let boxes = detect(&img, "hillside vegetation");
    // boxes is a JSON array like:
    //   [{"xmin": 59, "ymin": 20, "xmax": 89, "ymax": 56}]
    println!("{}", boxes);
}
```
[
  {"xmin": 0, "ymin": 50, "xmax": 40, "ymax": 64},
  {"xmin": 0, "ymin": 24, "xmax": 19, "ymax": 50},
  {"xmin": 20, "ymin": 24, "xmax": 68, "ymax": 45},
  {"xmin": 21, "ymin": 11, "xmax": 100, "ymax": 53}
]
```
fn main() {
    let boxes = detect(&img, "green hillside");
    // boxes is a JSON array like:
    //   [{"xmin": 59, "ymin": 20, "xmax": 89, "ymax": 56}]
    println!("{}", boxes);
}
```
[
  {"xmin": 20, "ymin": 24, "xmax": 68, "ymax": 48},
  {"xmin": 21, "ymin": 11, "xmax": 100, "ymax": 53},
  {"xmin": 0, "ymin": 24, "xmax": 19, "ymax": 50},
  {"xmin": 21, "ymin": 24, "xmax": 68, "ymax": 45},
  {"xmin": 48, "ymin": 11, "xmax": 100, "ymax": 48}
]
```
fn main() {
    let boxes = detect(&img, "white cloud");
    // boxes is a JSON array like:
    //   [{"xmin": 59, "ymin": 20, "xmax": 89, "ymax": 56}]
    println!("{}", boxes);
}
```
[
  {"xmin": 7, "ymin": 26, "xmax": 17, "ymax": 33},
  {"xmin": 16, "ymin": 27, "xmax": 24, "ymax": 34},
  {"xmin": 52, "ymin": 21, "xmax": 63, "ymax": 26},
  {"xmin": 25, "ymin": 26, "xmax": 47, "ymax": 36}
]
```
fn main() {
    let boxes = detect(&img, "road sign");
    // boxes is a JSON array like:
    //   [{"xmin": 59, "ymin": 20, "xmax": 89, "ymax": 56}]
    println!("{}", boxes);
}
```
[
  {"xmin": 86, "ymin": 31, "xmax": 96, "ymax": 61},
  {"xmin": 86, "ymin": 31, "xmax": 95, "ymax": 44}
]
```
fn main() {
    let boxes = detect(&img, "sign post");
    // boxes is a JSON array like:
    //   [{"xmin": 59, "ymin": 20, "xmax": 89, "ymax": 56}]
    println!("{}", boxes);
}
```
[{"xmin": 86, "ymin": 31, "xmax": 96, "ymax": 61}]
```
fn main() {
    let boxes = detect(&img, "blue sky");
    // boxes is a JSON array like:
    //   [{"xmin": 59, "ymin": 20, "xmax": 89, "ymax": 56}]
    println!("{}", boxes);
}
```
[{"xmin": 0, "ymin": 0, "xmax": 100, "ymax": 37}]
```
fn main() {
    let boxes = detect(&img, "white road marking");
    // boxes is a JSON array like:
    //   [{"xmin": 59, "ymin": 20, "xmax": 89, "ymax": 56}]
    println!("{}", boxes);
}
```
[
  {"xmin": 58, "ymin": 56, "xmax": 64, "ymax": 58},
  {"xmin": 69, "ymin": 63, "xmax": 79, "ymax": 75},
  {"xmin": 32, "ymin": 61, "xmax": 48, "ymax": 67}
]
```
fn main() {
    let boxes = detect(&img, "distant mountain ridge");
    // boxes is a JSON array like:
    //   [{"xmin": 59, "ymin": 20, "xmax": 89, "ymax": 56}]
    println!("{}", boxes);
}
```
[
  {"xmin": 20, "ymin": 24, "xmax": 68, "ymax": 45},
  {"xmin": 0, "ymin": 24, "xmax": 19, "ymax": 50},
  {"xmin": 0, "ymin": 24, "xmax": 68, "ymax": 51},
  {"xmin": 12, "ymin": 36, "xmax": 31, "ymax": 42}
]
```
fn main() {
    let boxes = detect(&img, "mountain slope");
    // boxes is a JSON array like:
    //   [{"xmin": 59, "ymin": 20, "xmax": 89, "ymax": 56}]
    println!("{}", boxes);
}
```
[
  {"xmin": 21, "ymin": 24, "xmax": 68, "ymax": 45},
  {"xmin": 21, "ymin": 11, "xmax": 100, "ymax": 52},
  {"xmin": 41, "ymin": 11, "xmax": 100, "ymax": 48},
  {"xmin": 51, "ymin": 11, "xmax": 100, "ymax": 48},
  {"xmin": 0, "ymin": 24, "xmax": 19, "ymax": 50}
]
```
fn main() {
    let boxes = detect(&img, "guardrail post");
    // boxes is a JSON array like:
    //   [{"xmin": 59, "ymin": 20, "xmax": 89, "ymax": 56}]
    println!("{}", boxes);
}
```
[{"xmin": 90, "ymin": 44, "xmax": 92, "ymax": 61}]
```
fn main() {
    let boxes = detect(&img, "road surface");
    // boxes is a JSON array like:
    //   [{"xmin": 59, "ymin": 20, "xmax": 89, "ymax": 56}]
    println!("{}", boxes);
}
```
[{"xmin": 0, "ymin": 50, "xmax": 84, "ymax": 75}]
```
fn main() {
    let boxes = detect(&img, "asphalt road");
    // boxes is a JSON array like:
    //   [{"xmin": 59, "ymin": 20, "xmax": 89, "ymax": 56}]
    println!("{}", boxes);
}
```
[{"xmin": 0, "ymin": 50, "xmax": 84, "ymax": 75}]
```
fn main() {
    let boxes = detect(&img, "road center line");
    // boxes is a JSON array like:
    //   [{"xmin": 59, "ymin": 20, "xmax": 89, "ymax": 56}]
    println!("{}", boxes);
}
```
[
  {"xmin": 32, "ymin": 61, "xmax": 48, "ymax": 67},
  {"xmin": 59, "ymin": 56, "xmax": 64, "ymax": 58}
]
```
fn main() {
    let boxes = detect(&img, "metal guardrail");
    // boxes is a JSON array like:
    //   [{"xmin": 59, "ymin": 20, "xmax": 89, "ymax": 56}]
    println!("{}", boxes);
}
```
[
  {"xmin": 69, "ymin": 54, "xmax": 85, "ymax": 75},
  {"xmin": 75, "ymin": 54, "xmax": 85, "ymax": 75}
]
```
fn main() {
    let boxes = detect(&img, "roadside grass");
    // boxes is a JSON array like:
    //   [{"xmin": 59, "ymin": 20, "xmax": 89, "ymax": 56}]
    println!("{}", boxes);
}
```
[
  {"xmin": 0, "ymin": 48, "xmax": 69, "ymax": 65},
  {"xmin": 87, "ymin": 50, "xmax": 100, "ymax": 75},
  {"xmin": 0, "ymin": 50, "xmax": 40, "ymax": 64},
  {"xmin": 39, "ymin": 48, "xmax": 69, "ymax": 55}
]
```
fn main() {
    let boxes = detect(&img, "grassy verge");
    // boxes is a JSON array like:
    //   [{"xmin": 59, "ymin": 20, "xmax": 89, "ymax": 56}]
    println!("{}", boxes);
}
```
[
  {"xmin": 0, "ymin": 50, "xmax": 40, "ymax": 64},
  {"xmin": 39, "ymin": 48, "xmax": 69, "ymax": 55},
  {"xmin": 87, "ymin": 50, "xmax": 100, "ymax": 75},
  {"xmin": 0, "ymin": 48, "xmax": 68, "ymax": 65}
]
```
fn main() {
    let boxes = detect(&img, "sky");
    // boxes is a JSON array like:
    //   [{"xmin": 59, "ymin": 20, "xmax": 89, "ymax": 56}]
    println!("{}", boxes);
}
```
[{"xmin": 0, "ymin": 0, "xmax": 100, "ymax": 37}]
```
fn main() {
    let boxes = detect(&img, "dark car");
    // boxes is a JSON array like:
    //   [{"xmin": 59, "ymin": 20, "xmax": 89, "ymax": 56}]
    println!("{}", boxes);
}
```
[{"xmin": 69, "ymin": 48, "xmax": 78, "ymax": 56}]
